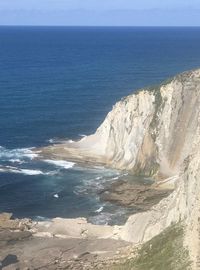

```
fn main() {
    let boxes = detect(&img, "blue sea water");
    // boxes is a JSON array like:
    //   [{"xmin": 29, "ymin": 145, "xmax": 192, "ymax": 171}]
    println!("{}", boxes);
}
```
[{"xmin": 0, "ymin": 26, "xmax": 200, "ymax": 224}]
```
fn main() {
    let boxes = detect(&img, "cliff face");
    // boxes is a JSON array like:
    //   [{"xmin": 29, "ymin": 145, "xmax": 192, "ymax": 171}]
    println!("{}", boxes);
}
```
[
  {"xmin": 91, "ymin": 90, "xmax": 157, "ymax": 174},
  {"xmin": 40, "ymin": 69, "xmax": 200, "ymax": 268},
  {"xmin": 76, "ymin": 69, "xmax": 200, "ymax": 179},
  {"xmin": 77, "ymin": 69, "xmax": 200, "ymax": 267}
]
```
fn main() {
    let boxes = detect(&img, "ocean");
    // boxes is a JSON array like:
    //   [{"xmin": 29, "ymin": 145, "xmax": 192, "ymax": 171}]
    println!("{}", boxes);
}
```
[{"xmin": 0, "ymin": 26, "xmax": 200, "ymax": 225}]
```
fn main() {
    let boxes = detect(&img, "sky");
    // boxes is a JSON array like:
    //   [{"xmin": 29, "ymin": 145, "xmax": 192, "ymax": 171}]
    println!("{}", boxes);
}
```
[{"xmin": 0, "ymin": 0, "xmax": 200, "ymax": 26}]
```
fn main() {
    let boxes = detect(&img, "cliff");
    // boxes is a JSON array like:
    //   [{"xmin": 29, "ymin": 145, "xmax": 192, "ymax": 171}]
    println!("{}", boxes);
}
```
[
  {"xmin": 39, "ymin": 68, "xmax": 200, "ymax": 268},
  {"xmin": 43, "ymin": 69, "xmax": 200, "ymax": 176},
  {"xmin": 76, "ymin": 69, "xmax": 200, "ymax": 176}
]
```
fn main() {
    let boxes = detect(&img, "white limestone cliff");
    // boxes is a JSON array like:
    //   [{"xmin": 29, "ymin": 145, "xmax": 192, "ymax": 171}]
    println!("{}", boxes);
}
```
[
  {"xmin": 51, "ymin": 69, "xmax": 199, "ymax": 177},
  {"xmin": 40, "ymin": 68, "xmax": 200, "ymax": 268}
]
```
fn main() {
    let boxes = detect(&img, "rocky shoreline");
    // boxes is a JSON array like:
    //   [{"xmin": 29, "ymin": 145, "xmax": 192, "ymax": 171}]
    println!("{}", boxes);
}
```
[
  {"xmin": 0, "ymin": 177, "xmax": 173, "ymax": 269},
  {"xmin": 99, "ymin": 180, "xmax": 172, "ymax": 211},
  {"xmin": 2, "ymin": 68, "xmax": 200, "ymax": 269},
  {"xmin": 0, "ymin": 213, "xmax": 132, "ymax": 270}
]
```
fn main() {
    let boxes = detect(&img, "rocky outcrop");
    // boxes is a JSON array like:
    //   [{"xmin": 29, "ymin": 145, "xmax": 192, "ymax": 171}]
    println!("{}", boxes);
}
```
[
  {"xmin": 41, "ymin": 69, "xmax": 200, "ymax": 177},
  {"xmin": 0, "ymin": 212, "xmax": 32, "ymax": 231},
  {"xmin": 100, "ymin": 180, "xmax": 172, "ymax": 210},
  {"xmin": 34, "ymin": 217, "xmax": 120, "ymax": 239},
  {"xmin": 39, "ymin": 68, "xmax": 200, "ymax": 268},
  {"xmin": 81, "ymin": 69, "xmax": 200, "ymax": 177},
  {"xmin": 0, "ymin": 213, "xmax": 130, "ymax": 269}
]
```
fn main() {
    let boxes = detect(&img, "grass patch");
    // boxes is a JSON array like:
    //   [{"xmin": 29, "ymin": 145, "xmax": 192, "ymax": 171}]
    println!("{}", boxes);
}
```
[{"xmin": 111, "ymin": 224, "xmax": 191, "ymax": 270}]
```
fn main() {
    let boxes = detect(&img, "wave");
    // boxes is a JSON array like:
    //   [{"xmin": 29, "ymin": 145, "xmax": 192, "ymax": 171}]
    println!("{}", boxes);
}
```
[
  {"xmin": 19, "ymin": 169, "xmax": 44, "ymax": 175},
  {"xmin": 45, "ymin": 171, "xmax": 58, "ymax": 176},
  {"xmin": 48, "ymin": 138, "xmax": 75, "ymax": 145},
  {"xmin": 79, "ymin": 134, "xmax": 87, "ymax": 138},
  {"xmin": 34, "ymin": 216, "xmax": 50, "ymax": 222},
  {"xmin": 95, "ymin": 206, "xmax": 104, "ymax": 213},
  {"xmin": 110, "ymin": 175, "xmax": 120, "ymax": 181},
  {"xmin": 43, "ymin": 159, "xmax": 75, "ymax": 169},
  {"xmin": 0, "ymin": 165, "xmax": 44, "ymax": 175},
  {"xmin": 47, "ymin": 139, "xmax": 63, "ymax": 144},
  {"xmin": 74, "ymin": 170, "xmax": 123, "ymax": 196},
  {"xmin": 67, "ymin": 139, "xmax": 74, "ymax": 143},
  {"xmin": 9, "ymin": 159, "xmax": 25, "ymax": 164},
  {"xmin": 0, "ymin": 146, "xmax": 38, "ymax": 162},
  {"xmin": 95, "ymin": 176, "xmax": 103, "ymax": 180},
  {"xmin": 89, "ymin": 208, "xmax": 128, "ymax": 226},
  {"xmin": 74, "ymin": 177, "xmax": 105, "ymax": 195},
  {"xmin": 0, "ymin": 165, "xmax": 19, "ymax": 174},
  {"xmin": 48, "ymin": 139, "xmax": 55, "ymax": 144}
]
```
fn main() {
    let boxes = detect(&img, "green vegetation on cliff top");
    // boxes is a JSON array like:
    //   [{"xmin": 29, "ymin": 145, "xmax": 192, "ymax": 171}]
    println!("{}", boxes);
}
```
[{"xmin": 111, "ymin": 224, "xmax": 191, "ymax": 270}]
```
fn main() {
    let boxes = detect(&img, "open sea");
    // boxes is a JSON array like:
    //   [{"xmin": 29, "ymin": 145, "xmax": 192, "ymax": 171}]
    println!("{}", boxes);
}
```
[{"xmin": 0, "ymin": 26, "xmax": 200, "ymax": 225}]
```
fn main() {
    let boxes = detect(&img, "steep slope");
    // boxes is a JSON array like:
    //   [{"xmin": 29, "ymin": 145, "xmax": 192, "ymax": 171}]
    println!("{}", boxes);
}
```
[
  {"xmin": 39, "ymin": 68, "xmax": 200, "ymax": 268},
  {"xmin": 79, "ymin": 69, "xmax": 200, "ymax": 177},
  {"xmin": 42, "ymin": 69, "xmax": 200, "ymax": 178}
]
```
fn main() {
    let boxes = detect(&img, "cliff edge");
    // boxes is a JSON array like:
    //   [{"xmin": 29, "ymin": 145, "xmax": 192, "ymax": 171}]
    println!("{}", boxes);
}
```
[{"xmin": 39, "ymin": 69, "xmax": 200, "ymax": 269}]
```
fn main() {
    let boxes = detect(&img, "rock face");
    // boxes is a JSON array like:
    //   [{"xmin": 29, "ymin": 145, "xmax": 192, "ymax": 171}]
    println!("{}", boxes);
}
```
[
  {"xmin": 35, "ymin": 217, "xmax": 119, "ymax": 239},
  {"xmin": 75, "ymin": 69, "xmax": 200, "ymax": 177},
  {"xmin": 42, "ymin": 69, "xmax": 200, "ymax": 176},
  {"xmin": 39, "ymin": 68, "xmax": 200, "ymax": 268},
  {"xmin": 100, "ymin": 180, "xmax": 172, "ymax": 210}
]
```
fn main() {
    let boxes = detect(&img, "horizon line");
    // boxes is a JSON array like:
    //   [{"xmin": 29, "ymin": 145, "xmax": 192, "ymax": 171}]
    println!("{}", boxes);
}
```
[{"xmin": 1, "ymin": 25, "xmax": 200, "ymax": 28}]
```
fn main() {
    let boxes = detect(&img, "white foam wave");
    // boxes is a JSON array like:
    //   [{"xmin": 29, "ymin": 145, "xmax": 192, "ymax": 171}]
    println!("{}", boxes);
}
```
[
  {"xmin": 110, "ymin": 176, "xmax": 120, "ymax": 180},
  {"xmin": 74, "ymin": 171, "xmax": 123, "ymax": 196},
  {"xmin": 79, "ymin": 134, "xmax": 87, "ymax": 138},
  {"xmin": 48, "ymin": 139, "xmax": 55, "ymax": 144},
  {"xmin": 0, "ymin": 165, "xmax": 18, "ymax": 174},
  {"xmin": 44, "ymin": 159, "xmax": 75, "ymax": 169},
  {"xmin": 95, "ymin": 206, "xmax": 104, "ymax": 213},
  {"xmin": 19, "ymin": 169, "xmax": 43, "ymax": 175},
  {"xmin": 0, "ymin": 165, "xmax": 44, "ymax": 175},
  {"xmin": 48, "ymin": 138, "xmax": 73, "ymax": 144},
  {"xmin": 0, "ymin": 146, "xmax": 38, "ymax": 161},
  {"xmin": 67, "ymin": 140, "xmax": 74, "ymax": 144},
  {"xmin": 21, "ymin": 149, "xmax": 38, "ymax": 160},
  {"xmin": 34, "ymin": 216, "xmax": 49, "ymax": 221},
  {"xmin": 9, "ymin": 159, "xmax": 25, "ymax": 164},
  {"xmin": 45, "ymin": 171, "xmax": 58, "ymax": 176},
  {"xmin": 89, "ymin": 208, "xmax": 128, "ymax": 226},
  {"xmin": 95, "ymin": 176, "xmax": 103, "ymax": 180},
  {"xmin": 48, "ymin": 138, "xmax": 64, "ymax": 144},
  {"xmin": 53, "ymin": 194, "xmax": 59, "ymax": 198}
]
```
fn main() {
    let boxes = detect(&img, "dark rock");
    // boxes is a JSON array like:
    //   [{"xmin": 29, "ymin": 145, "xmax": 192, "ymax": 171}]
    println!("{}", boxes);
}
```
[{"xmin": 100, "ymin": 180, "xmax": 171, "ymax": 211}]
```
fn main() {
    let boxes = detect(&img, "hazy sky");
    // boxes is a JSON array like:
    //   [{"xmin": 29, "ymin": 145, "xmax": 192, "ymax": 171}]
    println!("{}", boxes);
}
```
[{"xmin": 0, "ymin": 0, "xmax": 200, "ymax": 26}]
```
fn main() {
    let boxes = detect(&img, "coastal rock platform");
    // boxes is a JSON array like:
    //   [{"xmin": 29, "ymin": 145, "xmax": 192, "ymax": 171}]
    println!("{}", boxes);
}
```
[{"xmin": 0, "ymin": 213, "xmax": 130, "ymax": 270}]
